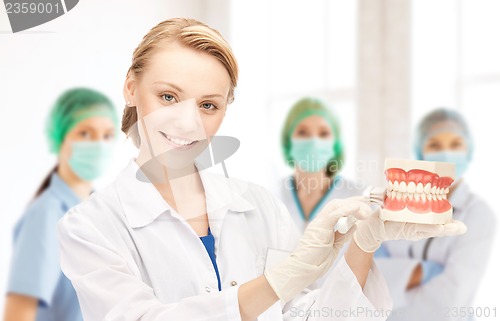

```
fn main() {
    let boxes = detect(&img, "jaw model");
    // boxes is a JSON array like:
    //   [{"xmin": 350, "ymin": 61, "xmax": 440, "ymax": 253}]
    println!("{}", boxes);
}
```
[{"xmin": 381, "ymin": 158, "xmax": 455, "ymax": 224}]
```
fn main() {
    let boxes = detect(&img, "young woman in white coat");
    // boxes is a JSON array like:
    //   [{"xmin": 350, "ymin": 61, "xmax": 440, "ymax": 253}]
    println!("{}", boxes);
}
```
[
  {"xmin": 56, "ymin": 19, "xmax": 466, "ymax": 321},
  {"xmin": 374, "ymin": 108, "xmax": 496, "ymax": 321}
]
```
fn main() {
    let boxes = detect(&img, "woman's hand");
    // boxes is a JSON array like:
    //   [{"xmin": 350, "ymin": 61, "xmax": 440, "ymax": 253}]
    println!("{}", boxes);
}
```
[
  {"xmin": 264, "ymin": 198, "xmax": 372, "ymax": 303},
  {"xmin": 353, "ymin": 209, "xmax": 467, "ymax": 253}
]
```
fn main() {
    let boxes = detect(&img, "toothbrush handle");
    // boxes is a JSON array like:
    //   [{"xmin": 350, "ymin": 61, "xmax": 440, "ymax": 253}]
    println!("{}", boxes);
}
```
[{"xmin": 334, "ymin": 187, "xmax": 386, "ymax": 234}]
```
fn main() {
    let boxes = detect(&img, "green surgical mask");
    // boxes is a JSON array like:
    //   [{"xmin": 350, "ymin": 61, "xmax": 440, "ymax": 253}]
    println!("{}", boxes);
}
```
[
  {"xmin": 68, "ymin": 141, "xmax": 114, "ymax": 181},
  {"xmin": 290, "ymin": 138, "xmax": 334, "ymax": 172}
]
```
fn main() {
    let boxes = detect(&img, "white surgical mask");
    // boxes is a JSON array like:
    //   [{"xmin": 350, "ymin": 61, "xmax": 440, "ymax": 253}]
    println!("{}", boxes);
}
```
[{"xmin": 423, "ymin": 150, "xmax": 469, "ymax": 180}]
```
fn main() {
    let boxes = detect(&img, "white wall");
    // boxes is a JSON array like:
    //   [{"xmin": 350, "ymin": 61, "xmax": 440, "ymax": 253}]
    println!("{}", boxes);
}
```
[
  {"xmin": 0, "ymin": 0, "xmax": 208, "ymax": 311},
  {"xmin": 227, "ymin": 0, "xmax": 359, "ymax": 192}
]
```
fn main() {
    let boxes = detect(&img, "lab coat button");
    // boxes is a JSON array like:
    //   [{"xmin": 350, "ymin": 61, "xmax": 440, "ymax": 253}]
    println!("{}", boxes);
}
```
[
  {"xmin": 205, "ymin": 286, "xmax": 211, "ymax": 293},
  {"xmin": 231, "ymin": 280, "xmax": 237, "ymax": 286}
]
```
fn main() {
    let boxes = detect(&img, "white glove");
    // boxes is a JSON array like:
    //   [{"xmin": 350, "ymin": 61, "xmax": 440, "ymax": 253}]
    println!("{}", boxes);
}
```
[
  {"xmin": 353, "ymin": 208, "xmax": 467, "ymax": 253},
  {"xmin": 264, "ymin": 198, "xmax": 372, "ymax": 303}
]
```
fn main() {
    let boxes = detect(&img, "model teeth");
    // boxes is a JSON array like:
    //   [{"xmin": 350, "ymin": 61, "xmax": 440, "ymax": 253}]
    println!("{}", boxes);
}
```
[
  {"xmin": 383, "ymin": 165, "xmax": 455, "ymax": 214},
  {"xmin": 385, "ymin": 179, "xmax": 453, "ymax": 202},
  {"xmin": 407, "ymin": 181, "xmax": 416, "ymax": 193}
]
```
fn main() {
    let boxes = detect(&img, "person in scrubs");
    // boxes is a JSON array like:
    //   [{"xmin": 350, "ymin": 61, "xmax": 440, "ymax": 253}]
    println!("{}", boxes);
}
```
[
  {"xmin": 3, "ymin": 88, "xmax": 118, "ymax": 321},
  {"xmin": 374, "ymin": 108, "xmax": 496, "ymax": 321},
  {"xmin": 277, "ymin": 98, "xmax": 364, "ymax": 232},
  {"xmin": 56, "ymin": 18, "xmax": 466, "ymax": 321}
]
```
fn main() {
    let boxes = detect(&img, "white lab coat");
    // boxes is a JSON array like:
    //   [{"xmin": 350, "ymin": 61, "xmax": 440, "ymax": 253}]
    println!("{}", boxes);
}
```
[
  {"xmin": 57, "ymin": 160, "xmax": 392, "ymax": 321},
  {"xmin": 374, "ymin": 182, "xmax": 497, "ymax": 321},
  {"xmin": 273, "ymin": 176, "xmax": 365, "ymax": 232}
]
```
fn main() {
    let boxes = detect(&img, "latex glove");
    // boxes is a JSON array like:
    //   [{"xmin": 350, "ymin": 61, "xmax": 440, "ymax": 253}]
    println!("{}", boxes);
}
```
[
  {"xmin": 264, "ymin": 198, "xmax": 372, "ymax": 303},
  {"xmin": 421, "ymin": 260, "xmax": 444, "ymax": 284},
  {"xmin": 353, "ymin": 208, "xmax": 467, "ymax": 253}
]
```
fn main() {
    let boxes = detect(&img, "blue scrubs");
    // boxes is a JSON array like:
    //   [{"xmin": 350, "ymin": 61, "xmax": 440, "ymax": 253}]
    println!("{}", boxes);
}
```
[
  {"xmin": 7, "ymin": 173, "xmax": 83, "ymax": 321},
  {"xmin": 199, "ymin": 227, "xmax": 222, "ymax": 291}
]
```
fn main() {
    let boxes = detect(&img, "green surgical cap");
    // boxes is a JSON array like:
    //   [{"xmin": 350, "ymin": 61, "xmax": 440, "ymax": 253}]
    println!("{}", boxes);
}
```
[
  {"xmin": 46, "ymin": 87, "xmax": 118, "ymax": 153},
  {"xmin": 281, "ymin": 97, "xmax": 344, "ymax": 175}
]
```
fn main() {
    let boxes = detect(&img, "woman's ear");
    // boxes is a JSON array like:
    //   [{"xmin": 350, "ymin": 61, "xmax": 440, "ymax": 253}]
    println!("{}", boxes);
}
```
[{"xmin": 123, "ymin": 73, "xmax": 137, "ymax": 107}]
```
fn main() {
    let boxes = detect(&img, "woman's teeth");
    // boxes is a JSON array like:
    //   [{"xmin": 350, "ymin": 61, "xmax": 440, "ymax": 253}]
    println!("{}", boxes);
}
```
[{"xmin": 165, "ymin": 134, "xmax": 194, "ymax": 146}]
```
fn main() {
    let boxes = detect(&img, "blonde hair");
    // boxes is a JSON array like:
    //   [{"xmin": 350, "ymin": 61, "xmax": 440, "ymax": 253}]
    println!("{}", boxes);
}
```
[{"xmin": 122, "ymin": 18, "xmax": 239, "ymax": 147}]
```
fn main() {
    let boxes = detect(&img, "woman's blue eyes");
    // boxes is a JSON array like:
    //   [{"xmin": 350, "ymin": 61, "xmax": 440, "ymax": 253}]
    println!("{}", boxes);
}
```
[
  {"xmin": 162, "ymin": 94, "xmax": 175, "ymax": 102},
  {"xmin": 201, "ymin": 103, "xmax": 216, "ymax": 110}
]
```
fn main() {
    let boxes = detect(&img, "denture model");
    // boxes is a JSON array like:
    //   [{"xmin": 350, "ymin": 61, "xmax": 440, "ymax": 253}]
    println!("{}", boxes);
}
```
[{"xmin": 382, "ymin": 158, "xmax": 455, "ymax": 224}]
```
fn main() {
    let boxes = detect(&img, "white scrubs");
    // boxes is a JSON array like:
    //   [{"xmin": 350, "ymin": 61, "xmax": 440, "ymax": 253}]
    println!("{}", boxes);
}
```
[
  {"xmin": 374, "ymin": 182, "xmax": 497, "ymax": 321},
  {"xmin": 57, "ymin": 160, "xmax": 391, "ymax": 321}
]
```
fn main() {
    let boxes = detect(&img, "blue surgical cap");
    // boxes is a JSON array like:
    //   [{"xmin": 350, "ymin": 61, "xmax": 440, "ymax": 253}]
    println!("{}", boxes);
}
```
[{"xmin": 414, "ymin": 108, "xmax": 473, "ymax": 161}]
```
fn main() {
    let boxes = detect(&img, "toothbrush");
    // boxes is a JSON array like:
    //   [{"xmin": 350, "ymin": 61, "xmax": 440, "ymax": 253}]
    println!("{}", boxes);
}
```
[{"xmin": 333, "ymin": 186, "xmax": 386, "ymax": 234}]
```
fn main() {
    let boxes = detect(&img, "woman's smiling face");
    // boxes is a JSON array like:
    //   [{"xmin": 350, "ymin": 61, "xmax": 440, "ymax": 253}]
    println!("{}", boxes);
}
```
[{"xmin": 124, "ymin": 41, "xmax": 231, "ymax": 157}]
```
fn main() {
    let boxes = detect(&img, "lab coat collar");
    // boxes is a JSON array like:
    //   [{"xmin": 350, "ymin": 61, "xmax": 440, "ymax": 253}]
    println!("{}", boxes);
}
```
[
  {"xmin": 449, "ymin": 181, "xmax": 471, "ymax": 211},
  {"xmin": 198, "ymin": 168, "xmax": 256, "ymax": 214},
  {"xmin": 48, "ymin": 172, "xmax": 81, "ymax": 210},
  {"xmin": 116, "ymin": 160, "xmax": 255, "ymax": 228}
]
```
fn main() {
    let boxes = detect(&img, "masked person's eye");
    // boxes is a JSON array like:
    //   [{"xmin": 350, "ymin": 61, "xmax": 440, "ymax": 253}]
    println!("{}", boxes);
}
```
[
  {"xmin": 296, "ymin": 130, "xmax": 309, "ymax": 137},
  {"xmin": 79, "ymin": 131, "xmax": 91, "ymax": 139},
  {"xmin": 319, "ymin": 131, "xmax": 331, "ymax": 138},
  {"xmin": 451, "ymin": 140, "xmax": 464, "ymax": 149},
  {"xmin": 428, "ymin": 142, "xmax": 441, "ymax": 150},
  {"xmin": 104, "ymin": 133, "xmax": 115, "ymax": 141}
]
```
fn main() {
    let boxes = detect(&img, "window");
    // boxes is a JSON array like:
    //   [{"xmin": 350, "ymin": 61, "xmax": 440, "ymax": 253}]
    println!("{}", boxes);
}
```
[{"xmin": 229, "ymin": 0, "xmax": 357, "ymax": 187}]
